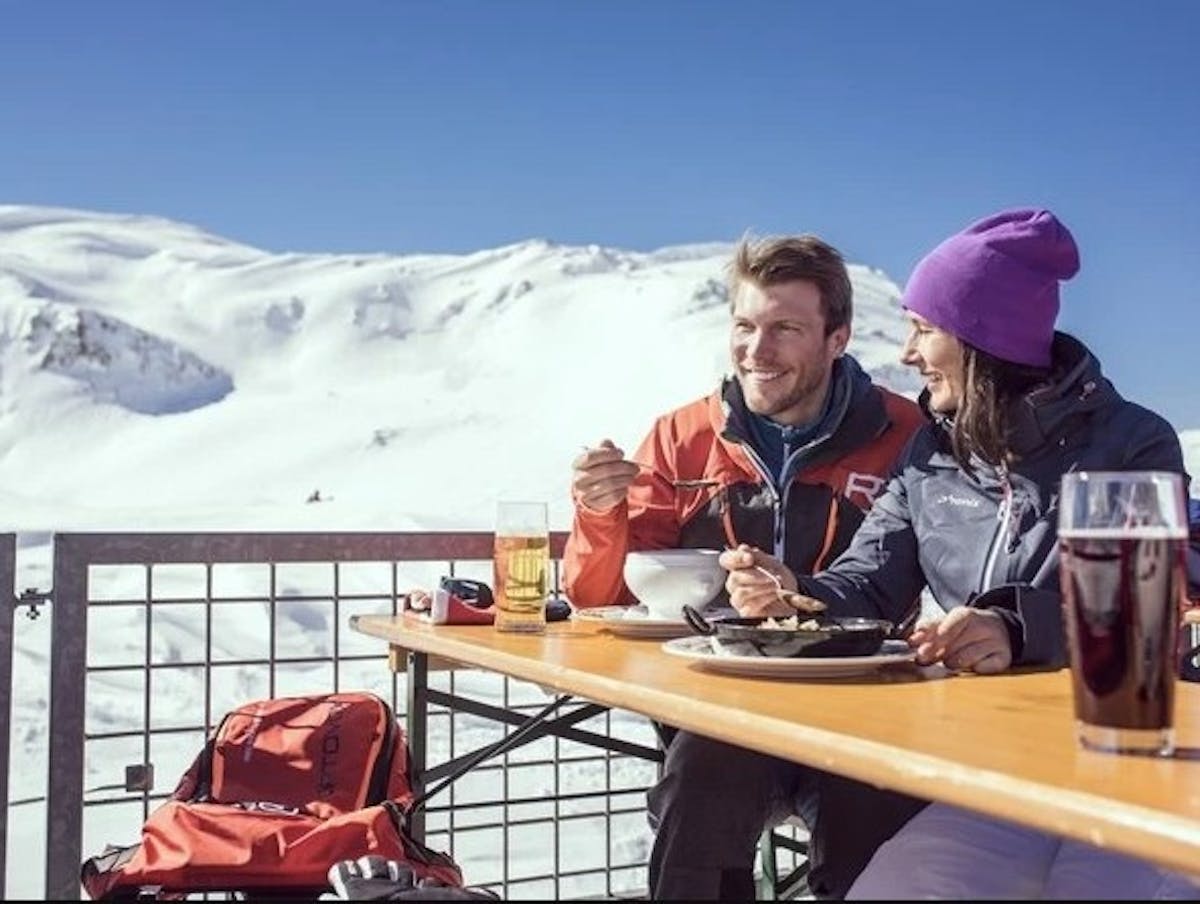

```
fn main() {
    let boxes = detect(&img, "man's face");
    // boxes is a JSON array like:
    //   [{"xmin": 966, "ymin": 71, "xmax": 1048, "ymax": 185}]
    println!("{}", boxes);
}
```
[{"xmin": 729, "ymin": 279, "xmax": 849, "ymax": 426}]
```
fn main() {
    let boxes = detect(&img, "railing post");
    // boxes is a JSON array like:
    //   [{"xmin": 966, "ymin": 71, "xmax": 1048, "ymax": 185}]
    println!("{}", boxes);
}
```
[
  {"xmin": 406, "ymin": 650, "xmax": 429, "ymax": 844},
  {"xmin": 0, "ymin": 533, "xmax": 15, "ymax": 897},
  {"xmin": 45, "ymin": 536, "xmax": 88, "ymax": 900}
]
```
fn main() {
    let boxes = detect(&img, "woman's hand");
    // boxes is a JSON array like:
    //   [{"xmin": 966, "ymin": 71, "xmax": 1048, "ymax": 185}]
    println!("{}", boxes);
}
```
[
  {"xmin": 719, "ymin": 544, "xmax": 801, "ymax": 618},
  {"xmin": 909, "ymin": 607, "xmax": 1012, "ymax": 673}
]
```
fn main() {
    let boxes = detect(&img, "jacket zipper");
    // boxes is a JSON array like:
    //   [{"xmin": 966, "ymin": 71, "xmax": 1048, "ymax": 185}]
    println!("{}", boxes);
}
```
[
  {"xmin": 724, "ymin": 398, "xmax": 891, "ymax": 564},
  {"xmin": 775, "ymin": 416, "xmax": 891, "ymax": 563},
  {"xmin": 722, "ymin": 436, "xmax": 782, "ymax": 552},
  {"xmin": 978, "ymin": 471, "xmax": 1013, "ymax": 594},
  {"xmin": 750, "ymin": 444, "xmax": 786, "ymax": 558}
]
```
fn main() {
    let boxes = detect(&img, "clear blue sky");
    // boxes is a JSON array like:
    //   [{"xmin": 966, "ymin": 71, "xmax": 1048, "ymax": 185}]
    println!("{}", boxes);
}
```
[{"xmin": 3, "ymin": 0, "xmax": 1197, "ymax": 429}]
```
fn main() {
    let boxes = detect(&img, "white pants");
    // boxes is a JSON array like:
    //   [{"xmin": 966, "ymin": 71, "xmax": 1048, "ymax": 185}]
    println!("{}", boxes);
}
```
[{"xmin": 848, "ymin": 802, "xmax": 1200, "ymax": 900}]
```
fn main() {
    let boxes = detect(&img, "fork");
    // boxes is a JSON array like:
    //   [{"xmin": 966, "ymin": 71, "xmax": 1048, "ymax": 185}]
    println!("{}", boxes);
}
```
[
  {"xmin": 747, "ymin": 562, "xmax": 828, "ymax": 614},
  {"xmin": 578, "ymin": 446, "xmax": 719, "ymax": 491},
  {"xmin": 627, "ymin": 459, "xmax": 719, "ymax": 491},
  {"xmin": 754, "ymin": 564, "xmax": 784, "ymax": 590}
]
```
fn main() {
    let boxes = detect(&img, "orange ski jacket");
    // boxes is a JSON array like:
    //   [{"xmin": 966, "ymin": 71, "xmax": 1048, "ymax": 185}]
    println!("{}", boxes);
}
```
[{"xmin": 564, "ymin": 360, "xmax": 923, "ymax": 607}]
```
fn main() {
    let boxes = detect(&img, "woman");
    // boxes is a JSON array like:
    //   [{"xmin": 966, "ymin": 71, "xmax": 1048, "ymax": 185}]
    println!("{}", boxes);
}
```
[{"xmin": 723, "ymin": 207, "xmax": 1197, "ymax": 898}]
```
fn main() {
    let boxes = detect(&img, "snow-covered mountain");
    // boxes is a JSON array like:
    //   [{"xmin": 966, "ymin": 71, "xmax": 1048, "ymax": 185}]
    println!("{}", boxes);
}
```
[
  {"xmin": 3, "ymin": 204, "xmax": 1195, "ymax": 535},
  {"xmin": 2, "ymin": 205, "xmax": 1196, "ymax": 898},
  {"xmin": 0, "ymin": 204, "xmax": 924, "ymax": 534}
]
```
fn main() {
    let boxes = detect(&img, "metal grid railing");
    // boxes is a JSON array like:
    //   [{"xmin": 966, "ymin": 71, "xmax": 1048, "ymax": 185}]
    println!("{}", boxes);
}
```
[
  {"xmin": 9, "ymin": 531, "xmax": 658, "ymax": 900},
  {"xmin": 420, "ymin": 680, "xmax": 657, "ymax": 898}
]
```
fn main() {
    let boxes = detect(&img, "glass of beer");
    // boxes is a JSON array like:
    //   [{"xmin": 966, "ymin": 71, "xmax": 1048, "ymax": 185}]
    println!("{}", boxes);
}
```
[
  {"xmin": 493, "ymin": 501, "xmax": 550, "ymax": 634},
  {"xmin": 1059, "ymin": 470, "xmax": 1188, "ymax": 756}
]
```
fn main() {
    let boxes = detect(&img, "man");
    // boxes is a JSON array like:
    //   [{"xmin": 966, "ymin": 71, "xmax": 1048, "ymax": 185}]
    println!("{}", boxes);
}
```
[{"xmin": 563, "ymin": 234, "xmax": 926, "ymax": 899}]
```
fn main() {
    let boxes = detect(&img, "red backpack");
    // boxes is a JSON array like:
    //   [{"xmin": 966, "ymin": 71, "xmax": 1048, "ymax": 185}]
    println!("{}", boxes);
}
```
[{"xmin": 81, "ymin": 692, "xmax": 463, "ymax": 899}]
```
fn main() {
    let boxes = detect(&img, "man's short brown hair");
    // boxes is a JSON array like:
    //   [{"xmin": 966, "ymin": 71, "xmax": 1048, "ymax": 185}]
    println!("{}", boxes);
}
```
[{"xmin": 728, "ymin": 233, "xmax": 853, "ymax": 335}]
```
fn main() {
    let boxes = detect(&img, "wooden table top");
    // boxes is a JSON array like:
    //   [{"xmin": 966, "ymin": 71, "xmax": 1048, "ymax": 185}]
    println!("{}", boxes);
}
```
[{"xmin": 351, "ymin": 613, "xmax": 1200, "ymax": 877}]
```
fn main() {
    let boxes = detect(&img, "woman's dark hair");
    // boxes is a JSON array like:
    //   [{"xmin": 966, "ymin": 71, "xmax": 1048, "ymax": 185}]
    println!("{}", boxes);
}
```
[{"xmin": 949, "ymin": 344, "xmax": 1051, "ymax": 472}]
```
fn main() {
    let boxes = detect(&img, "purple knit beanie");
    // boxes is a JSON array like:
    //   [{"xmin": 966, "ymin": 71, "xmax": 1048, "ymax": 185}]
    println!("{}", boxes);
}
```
[{"xmin": 902, "ymin": 208, "xmax": 1080, "ymax": 367}]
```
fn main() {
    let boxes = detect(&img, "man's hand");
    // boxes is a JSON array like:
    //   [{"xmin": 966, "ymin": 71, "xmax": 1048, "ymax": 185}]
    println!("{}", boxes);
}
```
[
  {"xmin": 719, "ymin": 544, "xmax": 802, "ymax": 618},
  {"xmin": 908, "ymin": 607, "xmax": 1012, "ymax": 673},
  {"xmin": 571, "ymin": 439, "xmax": 640, "ymax": 513}
]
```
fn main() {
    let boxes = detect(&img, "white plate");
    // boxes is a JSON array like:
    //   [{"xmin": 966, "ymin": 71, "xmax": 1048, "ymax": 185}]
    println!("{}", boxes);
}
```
[
  {"xmin": 661, "ymin": 635, "xmax": 917, "ymax": 678},
  {"xmin": 574, "ymin": 605, "xmax": 693, "ymax": 639}
]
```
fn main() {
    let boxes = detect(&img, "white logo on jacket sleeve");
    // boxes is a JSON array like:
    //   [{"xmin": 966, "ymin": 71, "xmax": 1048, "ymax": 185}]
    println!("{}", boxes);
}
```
[{"xmin": 845, "ymin": 472, "xmax": 887, "ymax": 507}]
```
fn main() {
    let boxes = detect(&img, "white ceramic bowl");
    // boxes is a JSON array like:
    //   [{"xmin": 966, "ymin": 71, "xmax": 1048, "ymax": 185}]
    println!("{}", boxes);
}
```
[{"xmin": 623, "ymin": 549, "xmax": 725, "ymax": 621}]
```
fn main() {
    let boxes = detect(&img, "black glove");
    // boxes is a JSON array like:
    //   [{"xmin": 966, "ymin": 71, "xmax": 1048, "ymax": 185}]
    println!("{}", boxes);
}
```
[{"xmin": 327, "ymin": 856, "xmax": 498, "ymax": 901}]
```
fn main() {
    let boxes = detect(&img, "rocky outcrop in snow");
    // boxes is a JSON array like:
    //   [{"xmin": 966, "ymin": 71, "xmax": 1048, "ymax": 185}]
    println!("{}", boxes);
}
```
[{"xmin": 25, "ymin": 302, "xmax": 233, "ymax": 414}]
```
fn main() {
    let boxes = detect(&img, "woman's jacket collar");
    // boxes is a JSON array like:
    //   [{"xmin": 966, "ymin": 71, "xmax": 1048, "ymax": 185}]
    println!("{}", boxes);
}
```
[{"xmin": 919, "ymin": 332, "xmax": 1117, "ymax": 466}]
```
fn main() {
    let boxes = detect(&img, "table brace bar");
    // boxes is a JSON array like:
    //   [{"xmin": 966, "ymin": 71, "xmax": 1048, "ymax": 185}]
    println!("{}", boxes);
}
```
[
  {"xmin": 423, "ymin": 689, "xmax": 662, "ymax": 778},
  {"xmin": 402, "ymin": 648, "xmax": 663, "ymax": 845},
  {"xmin": 408, "ymin": 692, "xmax": 575, "ymax": 817}
]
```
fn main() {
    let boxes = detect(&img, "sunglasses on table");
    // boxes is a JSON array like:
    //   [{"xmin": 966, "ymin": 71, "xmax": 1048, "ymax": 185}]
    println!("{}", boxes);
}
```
[{"xmin": 438, "ymin": 577, "xmax": 495, "ymax": 609}]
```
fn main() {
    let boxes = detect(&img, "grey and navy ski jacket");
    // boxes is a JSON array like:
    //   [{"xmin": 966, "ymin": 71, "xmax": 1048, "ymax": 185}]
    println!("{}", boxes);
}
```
[{"xmin": 799, "ymin": 333, "xmax": 1190, "ymax": 666}]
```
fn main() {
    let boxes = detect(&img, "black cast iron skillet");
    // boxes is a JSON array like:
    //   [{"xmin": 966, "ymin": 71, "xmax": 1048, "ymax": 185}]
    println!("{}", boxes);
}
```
[{"xmin": 682, "ymin": 605, "xmax": 893, "ymax": 658}]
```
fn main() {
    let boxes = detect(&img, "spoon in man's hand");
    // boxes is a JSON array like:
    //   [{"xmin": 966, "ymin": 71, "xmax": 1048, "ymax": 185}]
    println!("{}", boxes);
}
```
[{"xmin": 748, "ymin": 562, "xmax": 827, "ymax": 613}]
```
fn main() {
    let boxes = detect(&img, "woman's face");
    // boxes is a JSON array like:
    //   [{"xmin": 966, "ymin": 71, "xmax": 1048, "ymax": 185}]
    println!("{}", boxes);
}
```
[{"xmin": 901, "ymin": 313, "xmax": 965, "ymax": 413}]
